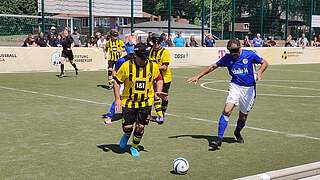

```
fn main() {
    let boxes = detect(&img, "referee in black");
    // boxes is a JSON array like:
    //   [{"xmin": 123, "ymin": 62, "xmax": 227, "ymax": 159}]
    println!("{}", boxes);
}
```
[{"xmin": 59, "ymin": 30, "xmax": 79, "ymax": 78}]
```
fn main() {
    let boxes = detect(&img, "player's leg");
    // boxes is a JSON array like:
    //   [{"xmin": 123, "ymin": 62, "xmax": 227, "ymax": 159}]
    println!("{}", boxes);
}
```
[
  {"xmin": 234, "ymin": 111, "xmax": 248, "ymax": 143},
  {"xmin": 212, "ymin": 83, "xmax": 239, "ymax": 147},
  {"xmin": 59, "ymin": 55, "xmax": 66, "ymax": 78},
  {"xmin": 119, "ymin": 107, "xmax": 134, "ymax": 149},
  {"xmin": 130, "ymin": 106, "xmax": 150, "ymax": 157},
  {"xmin": 234, "ymin": 86, "xmax": 255, "ymax": 143},
  {"xmin": 69, "ymin": 54, "xmax": 79, "ymax": 76},
  {"xmin": 161, "ymin": 82, "xmax": 171, "ymax": 115},
  {"xmin": 154, "ymin": 97, "xmax": 164, "ymax": 123},
  {"xmin": 107, "ymin": 61, "xmax": 115, "ymax": 89},
  {"xmin": 104, "ymin": 83, "xmax": 124, "ymax": 124},
  {"xmin": 212, "ymin": 103, "xmax": 235, "ymax": 147}
]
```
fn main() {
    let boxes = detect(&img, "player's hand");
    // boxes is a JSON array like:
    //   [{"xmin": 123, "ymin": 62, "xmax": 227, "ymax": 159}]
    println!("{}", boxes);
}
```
[
  {"xmin": 187, "ymin": 76, "xmax": 199, "ymax": 84},
  {"xmin": 255, "ymin": 71, "xmax": 262, "ymax": 81},
  {"xmin": 155, "ymin": 92, "xmax": 168, "ymax": 101},
  {"xmin": 115, "ymin": 99, "xmax": 122, "ymax": 112}
]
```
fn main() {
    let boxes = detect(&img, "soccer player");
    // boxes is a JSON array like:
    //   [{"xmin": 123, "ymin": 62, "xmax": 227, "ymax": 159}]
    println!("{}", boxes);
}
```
[
  {"xmin": 148, "ymin": 33, "xmax": 172, "ymax": 124},
  {"xmin": 187, "ymin": 39, "xmax": 269, "ymax": 147},
  {"xmin": 113, "ymin": 43, "xmax": 167, "ymax": 157},
  {"xmin": 104, "ymin": 41, "xmax": 135, "ymax": 124},
  {"xmin": 59, "ymin": 30, "xmax": 79, "ymax": 78},
  {"xmin": 105, "ymin": 29, "xmax": 125, "ymax": 89}
]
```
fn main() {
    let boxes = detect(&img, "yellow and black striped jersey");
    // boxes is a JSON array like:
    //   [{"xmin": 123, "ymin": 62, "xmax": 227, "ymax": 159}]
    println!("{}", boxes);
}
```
[
  {"xmin": 148, "ymin": 47, "xmax": 172, "ymax": 83},
  {"xmin": 115, "ymin": 60, "xmax": 160, "ymax": 108},
  {"xmin": 106, "ymin": 39, "xmax": 125, "ymax": 61}
]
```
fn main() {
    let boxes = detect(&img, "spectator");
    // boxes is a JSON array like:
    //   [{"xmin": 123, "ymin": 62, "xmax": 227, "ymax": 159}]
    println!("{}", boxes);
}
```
[
  {"xmin": 317, "ymin": 34, "xmax": 320, "ymax": 46},
  {"xmin": 160, "ymin": 33, "xmax": 167, "ymax": 47},
  {"xmin": 297, "ymin": 33, "xmax": 309, "ymax": 47},
  {"xmin": 189, "ymin": 35, "xmax": 199, "ymax": 47},
  {"xmin": 22, "ymin": 34, "xmax": 37, "ymax": 47},
  {"xmin": 262, "ymin": 38, "xmax": 269, "ymax": 47},
  {"xmin": 204, "ymin": 31, "xmax": 209, "ymax": 43},
  {"xmin": 173, "ymin": 32, "xmax": 186, "ymax": 47},
  {"xmin": 55, "ymin": 34, "xmax": 63, "ymax": 47},
  {"xmin": 147, "ymin": 32, "xmax": 153, "ymax": 48},
  {"xmin": 165, "ymin": 34, "xmax": 174, "ymax": 47},
  {"xmin": 243, "ymin": 35, "xmax": 251, "ymax": 47},
  {"xmin": 97, "ymin": 35, "xmax": 107, "ymax": 48},
  {"xmin": 204, "ymin": 34, "xmax": 216, "ymax": 47},
  {"xmin": 71, "ymin": 27, "xmax": 81, "ymax": 47},
  {"xmin": 47, "ymin": 26, "xmax": 57, "ymax": 47},
  {"xmin": 311, "ymin": 36, "xmax": 318, "ymax": 47},
  {"xmin": 35, "ymin": 32, "xmax": 47, "ymax": 47},
  {"xmin": 88, "ymin": 35, "xmax": 97, "ymax": 47},
  {"xmin": 253, "ymin": 33, "xmax": 263, "ymax": 47},
  {"xmin": 268, "ymin": 36, "xmax": 278, "ymax": 47},
  {"xmin": 126, "ymin": 30, "xmax": 139, "ymax": 45},
  {"xmin": 60, "ymin": 26, "xmax": 69, "ymax": 35},
  {"xmin": 285, "ymin": 35, "xmax": 295, "ymax": 47},
  {"xmin": 95, "ymin": 32, "xmax": 101, "ymax": 45}
]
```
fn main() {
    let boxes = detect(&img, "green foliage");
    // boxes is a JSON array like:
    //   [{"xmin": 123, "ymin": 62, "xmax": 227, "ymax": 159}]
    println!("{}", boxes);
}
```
[{"xmin": 0, "ymin": 0, "xmax": 39, "ymax": 35}]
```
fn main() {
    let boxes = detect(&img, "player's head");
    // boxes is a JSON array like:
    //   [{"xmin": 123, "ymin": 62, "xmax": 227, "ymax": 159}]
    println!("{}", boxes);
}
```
[
  {"xmin": 125, "ymin": 41, "xmax": 135, "ymax": 58},
  {"xmin": 110, "ymin": 29, "xmax": 119, "ymax": 40},
  {"xmin": 227, "ymin": 39, "xmax": 241, "ymax": 59},
  {"xmin": 134, "ymin": 43, "xmax": 149, "ymax": 64},
  {"xmin": 152, "ymin": 33, "xmax": 163, "ymax": 49},
  {"xmin": 63, "ymin": 30, "xmax": 69, "ymax": 38}
]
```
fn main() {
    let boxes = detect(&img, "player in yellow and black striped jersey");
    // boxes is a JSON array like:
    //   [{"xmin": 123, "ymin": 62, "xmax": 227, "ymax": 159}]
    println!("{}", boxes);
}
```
[
  {"xmin": 105, "ymin": 29, "xmax": 125, "ymax": 89},
  {"xmin": 148, "ymin": 33, "xmax": 172, "ymax": 124},
  {"xmin": 113, "ymin": 43, "xmax": 167, "ymax": 158}
]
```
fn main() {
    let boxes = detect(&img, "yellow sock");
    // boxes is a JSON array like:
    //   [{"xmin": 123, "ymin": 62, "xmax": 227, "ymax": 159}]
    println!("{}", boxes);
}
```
[{"xmin": 154, "ymin": 98, "xmax": 164, "ymax": 117}]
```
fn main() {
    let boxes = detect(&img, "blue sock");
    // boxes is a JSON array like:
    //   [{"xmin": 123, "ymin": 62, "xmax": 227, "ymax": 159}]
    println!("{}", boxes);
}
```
[
  {"xmin": 235, "ymin": 119, "xmax": 246, "ymax": 134},
  {"xmin": 218, "ymin": 113, "xmax": 230, "ymax": 139},
  {"xmin": 107, "ymin": 100, "xmax": 116, "ymax": 118}
]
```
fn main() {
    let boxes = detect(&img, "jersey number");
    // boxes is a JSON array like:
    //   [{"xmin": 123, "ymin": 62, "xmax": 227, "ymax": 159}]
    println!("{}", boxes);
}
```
[{"xmin": 135, "ymin": 81, "xmax": 146, "ymax": 91}]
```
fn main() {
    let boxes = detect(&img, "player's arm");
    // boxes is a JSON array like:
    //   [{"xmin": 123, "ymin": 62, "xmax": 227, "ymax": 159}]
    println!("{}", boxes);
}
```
[
  {"xmin": 255, "ymin": 59, "xmax": 269, "ymax": 81},
  {"xmin": 187, "ymin": 63, "xmax": 218, "ymax": 84},
  {"xmin": 113, "ymin": 79, "xmax": 122, "ymax": 112},
  {"xmin": 155, "ymin": 75, "xmax": 168, "ymax": 101},
  {"xmin": 159, "ymin": 51, "xmax": 170, "ymax": 71}
]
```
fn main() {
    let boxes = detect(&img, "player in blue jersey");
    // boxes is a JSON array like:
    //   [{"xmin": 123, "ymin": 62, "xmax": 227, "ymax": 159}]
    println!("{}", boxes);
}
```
[
  {"xmin": 104, "ymin": 41, "xmax": 135, "ymax": 124},
  {"xmin": 187, "ymin": 39, "xmax": 269, "ymax": 148}
]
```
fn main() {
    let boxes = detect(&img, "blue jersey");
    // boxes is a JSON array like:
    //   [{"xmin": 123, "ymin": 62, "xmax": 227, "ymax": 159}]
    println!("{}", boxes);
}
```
[
  {"xmin": 216, "ymin": 50, "xmax": 263, "ymax": 87},
  {"xmin": 115, "ymin": 55, "xmax": 131, "ymax": 71}
]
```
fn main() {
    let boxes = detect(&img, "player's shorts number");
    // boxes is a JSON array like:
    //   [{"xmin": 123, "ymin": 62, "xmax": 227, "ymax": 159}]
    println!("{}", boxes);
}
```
[{"xmin": 135, "ymin": 81, "xmax": 146, "ymax": 91}]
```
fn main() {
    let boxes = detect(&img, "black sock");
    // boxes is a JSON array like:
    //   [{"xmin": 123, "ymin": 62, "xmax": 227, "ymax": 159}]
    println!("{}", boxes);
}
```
[
  {"xmin": 60, "ymin": 64, "xmax": 64, "ymax": 74},
  {"xmin": 71, "ymin": 63, "xmax": 78, "ymax": 70}
]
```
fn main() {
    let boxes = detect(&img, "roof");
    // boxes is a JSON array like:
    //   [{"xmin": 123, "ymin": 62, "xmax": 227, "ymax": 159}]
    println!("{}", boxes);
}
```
[
  {"xmin": 143, "ymin": 12, "xmax": 157, "ymax": 18},
  {"xmin": 54, "ymin": 14, "xmax": 89, "ymax": 18},
  {"xmin": 124, "ymin": 21, "xmax": 209, "ymax": 30}
]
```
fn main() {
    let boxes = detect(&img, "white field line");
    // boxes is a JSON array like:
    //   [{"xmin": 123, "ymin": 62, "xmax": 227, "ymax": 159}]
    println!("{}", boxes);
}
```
[
  {"xmin": 200, "ymin": 81, "xmax": 320, "ymax": 98},
  {"xmin": 0, "ymin": 85, "xmax": 319, "ymax": 141}
]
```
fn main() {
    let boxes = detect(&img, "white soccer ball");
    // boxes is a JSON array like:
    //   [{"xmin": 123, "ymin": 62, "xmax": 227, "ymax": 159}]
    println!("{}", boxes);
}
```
[{"xmin": 173, "ymin": 158, "xmax": 189, "ymax": 174}]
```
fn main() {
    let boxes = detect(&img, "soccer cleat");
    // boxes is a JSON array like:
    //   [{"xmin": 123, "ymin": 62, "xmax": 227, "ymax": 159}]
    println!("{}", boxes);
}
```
[
  {"xmin": 119, "ymin": 134, "xmax": 130, "ymax": 149},
  {"xmin": 212, "ymin": 137, "xmax": 222, "ymax": 147},
  {"xmin": 234, "ymin": 131, "xmax": 245, "ymax": 144},
  {"xmin": 104, "ymin": 117, "xmax": 112, "ymax": 125},
  {"xmin": 58, "ymin": 73, "xmax": 64, "ymax": 78},
  {"xmin": 75, "ymin": 68, "xmax": 79, "ymax": 76},
  {"xmin": 156, "ymin": 116, "xmax": 165, "ymax": 124},
  {"xmin": 130, "ymin": 146, "xmax": 140, "ymax": 157},
  {"xmin": 106, "ymin": 83, "xmax": 113, "ymax": 90}
]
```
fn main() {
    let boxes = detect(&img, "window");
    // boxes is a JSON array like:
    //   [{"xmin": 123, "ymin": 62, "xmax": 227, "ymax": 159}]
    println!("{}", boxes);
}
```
[
  {"xmin": 243, "ymin": 23, "xmax": 249, "ymax": 30},
  {"xmin": 95, "ymin": 18, "xmax": 110, "ymax": 27},
  {"xmin": 116, "ymin": 17, "xmax": 128, "ymax": 26},
  {"xmin": 82, "ymin": 18, "xmax": 89, "ymax": 27}
]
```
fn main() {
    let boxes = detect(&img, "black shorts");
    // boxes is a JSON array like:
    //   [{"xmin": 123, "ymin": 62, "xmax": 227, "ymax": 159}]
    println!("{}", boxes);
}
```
[
  {"xmin": 108, "ymin": 60, "xmax": 116, "ymax": 69},
  {"xmin": 122, "ymin": 106, "xmax": 152, "ymax": 126},
  {"xmin": 163, "ymin": 82, "xmax": 171, "ymax": 93},
  {"xmin": 61, "ymin": 50, "xmax": 74, "ymax": 60}
]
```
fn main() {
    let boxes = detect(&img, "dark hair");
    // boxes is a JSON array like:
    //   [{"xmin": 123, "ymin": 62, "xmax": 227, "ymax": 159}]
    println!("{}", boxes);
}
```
[
  {"xmin": 134, "ymin": 43, "xmax": 149, "ymax": 60},
  {"xmin": 227, "ymin": 39, "xmax": 241, "ymax": 48}
]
